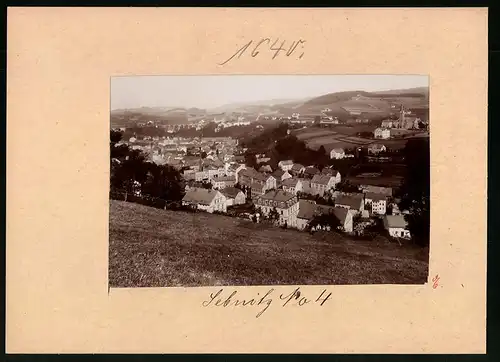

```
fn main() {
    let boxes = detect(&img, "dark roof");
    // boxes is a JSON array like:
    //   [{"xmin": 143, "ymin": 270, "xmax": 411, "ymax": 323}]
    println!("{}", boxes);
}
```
[
  {"xmin": 321, "ymin": 168, "xmax": 339, "ymax": 177},
  {"xmin": 182, "ymin": 188, "xmax": 221, "ymax": 205},
  {"xmin": 297, "ymin": 200, "xmax": 318, "ymax": 219},
  {"xmin": 282, "ymin": 178, "xmax": 301, "ymax": 187},
  {"xmin": 311, "ymin": 174, "xmax": 333, "ymax": 185},
  {"xmin": 361, "ymin": 185, "xmax": 393, "ymax": 196},
  {"xmin": 272, "ymin": 169, "xmax": 286, "ymax": 178},
  {"xmin": 291, "ymin": 163, "xmax": 305, "ymax": 171},
  {"xmin": 304, "ymin": 166, "xmax": 320, "ymax": 175},
  {"xmin": 335, "ymin": 193, "xmax": 364, "ymax": 209},
  {"xmin": 384, "ymin": 215, "xmax": 408, "ymax": 229},
  {"xmin": 259, "ymin": 165, "xmax": 273, "ymax": 172},
  {"xmin": 332, "ymin": 206, "xmax": 349, "ymax": 224},
  {"xmin": 221, "ymin": 187, "xmax": 244, "ymax": 199},
  {"xmin": 297, "ymin": 201, "xmax": 349, "ymax": 224},
  {"xmin": 364, "ymin": 192, "xmax": 387, "ymax": 202},
  {"xmin": 228, "ymin": 163, "xmax": 239, "ymax": 170},
  {"xmin": 251, "ymin": 182, "xmax": 264, "ymax": 191}
]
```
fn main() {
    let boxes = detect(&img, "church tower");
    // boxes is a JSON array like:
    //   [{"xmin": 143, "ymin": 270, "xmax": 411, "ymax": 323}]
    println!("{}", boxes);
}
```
[{"xmin": 399, "ymin": 104, "xmax": 405, "ymax": 128}]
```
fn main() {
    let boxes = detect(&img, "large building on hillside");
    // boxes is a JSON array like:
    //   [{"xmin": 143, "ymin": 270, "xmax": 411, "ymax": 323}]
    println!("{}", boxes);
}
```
[
  {"xmin": 254, "ymin": 190, "xmax": 299, "ymax": 227},
  {"xmin": 182, "ymin": 188, "xmax": 227, "ymax": 213},
  {"xmin": 238, "ymin": 168, "xmax": 277, "ymax": 192}
]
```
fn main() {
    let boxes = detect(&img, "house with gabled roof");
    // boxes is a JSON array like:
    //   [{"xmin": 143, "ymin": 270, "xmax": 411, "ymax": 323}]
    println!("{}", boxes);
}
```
[
  {"xmin": 281, "ymin": 177, "xmax": 303, "ymax": 194},
  {"xmin": 374, "ymin": 128, "xmax": 390, "ymax": 139},
  {"xmin": 290, "ymin": 163, "xmax": 306, "ymax": 176},
  {"xmin": 311, "ymin": 174, "xmax": 336, "ymax": 197},
  {"xmin": 296, "ymin": 200, "xmax": 353, "ymax": 232},
  {"xmin": 258, "ymin": 164, "xmax": 273, "ymax": 173},
  {"xmin": 360, "ymin": 185, "xmax": 393, "ymax": 197},
  {"xmin": 384, "ymin": 215, "xmax": 411, "ymax": 239},
  {"xmin": 238, "ymin": 167, "xmax": 277, "ymax": 192},
  {"xmin": 254, "ymin": 190, "xmax": 299, "ymax": 227},
  {"xmin": 182, "ymin": 188, "xmax": 227, "ymax": 213},
  {"xmin": 272, "ymin": 169, "xmax": 292, "ymax": 182},
  {"xmin": 330, "ymin": 148, "xmax": 346, "ymax": 159},
  {"xmin": 303, "ymin": 166, "xmax": 320, "ymax": 178},
  {"xmin": 335, "ymin": 193, "xmax": 365, "ymax": 215},
  {"xmin": 368, "ymin": 143, "xmax": 387, "ymax": 155},
  {"xmin": 321, "ymin": 167, "xmax": 341, "ymax": 184},
  {"xmin": 212, "ymin": 175, "xmax": 236, "ymax": 190},
  {"xmin": 278, "ymin": 159, "xmax": 294, "ymax": 171},
  {"xmin": 221, "ymin": 187, "xmax": 246, "ymax": 206}
]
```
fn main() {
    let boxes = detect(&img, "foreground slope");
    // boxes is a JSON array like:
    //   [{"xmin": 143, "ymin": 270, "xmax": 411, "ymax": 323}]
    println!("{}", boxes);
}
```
[{"xmin": 109, "ymin": 200, "xmax": 429, "ymax": 287}]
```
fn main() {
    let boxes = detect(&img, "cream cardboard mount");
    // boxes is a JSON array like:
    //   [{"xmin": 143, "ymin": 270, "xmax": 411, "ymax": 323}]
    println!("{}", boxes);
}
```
[{"xmin": 6, "ymin": 7, "xmax": 487, "ymax": 353}]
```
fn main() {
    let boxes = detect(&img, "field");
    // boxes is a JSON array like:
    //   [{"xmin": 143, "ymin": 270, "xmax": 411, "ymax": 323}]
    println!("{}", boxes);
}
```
[
  {"xmin": 293, "ymin": 126, "xmax": 380, "ymax": 152},
  {"xmin": 109, "ymin": 200, "xmax": 429, "ymax": 287},
  {"xmin": 292, "ymin": 126, "xmax": 416, "ymax": 152}
]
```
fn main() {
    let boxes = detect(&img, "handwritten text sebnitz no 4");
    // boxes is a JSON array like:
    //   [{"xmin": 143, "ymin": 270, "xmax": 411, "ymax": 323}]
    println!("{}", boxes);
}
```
[{"xmin": 218, "ymin": 38, "xmax": 306, "ymax": 66}]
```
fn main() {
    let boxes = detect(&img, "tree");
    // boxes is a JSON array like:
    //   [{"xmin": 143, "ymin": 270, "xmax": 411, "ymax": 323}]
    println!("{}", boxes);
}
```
[
  {"xmin": 268, "ymin": 207, "xmax": 280, "ymax": 223},
  {"xmin": 318, "ymin": 145, "xmax": 326, "ymax": 156},
  {"xmin": 244, "ymin": 153, "xmax": 258, "ymax": 169},
  {"xmin": 335, "ymin": 181, "xmax": 359, "ymax": 193},
  {"xmin": 201, "ymin": 151, "xmax": 207, "ymax": 159},
  {"xmin": 309, "ymin": 210, "xmax": 341, "ymax": 230},
  {"xmin": 399, "ymin": 138, "xmax": 430, "ymax": 247},
  {"xmin": 110, "ymin": 129, "xmax": 123, "ymax": 146}
]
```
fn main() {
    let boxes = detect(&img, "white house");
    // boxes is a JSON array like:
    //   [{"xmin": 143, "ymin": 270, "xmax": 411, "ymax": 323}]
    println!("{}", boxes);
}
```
[
  {"xmin": 278, "ymin": 160, "xmax": 294, "ymax": 171},
  {"xmin": 330, "ymin": 148, "xmax": 346, "ymax": 159},
  {"xmin": 296, "ymin": 200, "xmax": 354, "ymax": 233},
  {"xmin": 212, "ymin": 175, "xmax": 236, "ymax": 190},
  {"xmin": 254, "ymin": 190, "xmax": 300, "ymax": 227},
  {"xmin": 321, "ymin": 168, "xmax": 341, "ymax": 185},
  {"xmin": 228, "ymin": 163, "xmax": 246, "ymax": 182},
  {"xmin": 364, "ymin": 192, "xmax": 387, "ymax": 215},
  {"xmin": 281, "ymin": 178, "xmax": 303, "ymax": 194},
  {"xmin": 272, "ymin": 169, "xmax": 292, "ymax": 182},
  {"xmin": 310, "ymin": 174, "xmax": 336, "ymax": 197},
  {"xmin": 331, "ymin": 206, "xmax": 354, "ymax": 233},
  {"xmin": 335, "ymin": 193, "xmax": 365, "ymax": 215},
  {"xmin": 374, "ymin": 128, "xmax": 391, "ymax": 139},
  {"xmin": 368, "ymin": 144, "xmax": 387, "ymax": 155},
  {"xmin": 384, "ymin": 215, "xmax": 411, "ymax": 239},
  {"xmin": 381, "ymin": 119, "xmax": 393, "ymax": 128},
  {"xmin": 195, "ymin": 170, "xmax": 209, "ymax": 182},
  {"xmin": 221, "ymin": 187, "xmax": 246, "ymax": 206},
  {"xmin": 182, "ymin": 188, "xmax": 227, "ymax": 213}
]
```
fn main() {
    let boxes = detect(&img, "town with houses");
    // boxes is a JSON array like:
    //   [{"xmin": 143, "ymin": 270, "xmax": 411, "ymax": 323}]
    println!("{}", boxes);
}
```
[
  {"xmin": 112, "ymin": 102, "xmax": 427, "ymax": 240},
  {"xmin": 109, "ymin": 76, "xmax": 430, "ymax": 287}
]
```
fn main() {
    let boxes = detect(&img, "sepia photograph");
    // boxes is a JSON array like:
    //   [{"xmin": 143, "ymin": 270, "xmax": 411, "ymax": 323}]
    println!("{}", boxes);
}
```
[{"xmin": 109, "ymin": 75, "xmax": 430, "ymax": 287}]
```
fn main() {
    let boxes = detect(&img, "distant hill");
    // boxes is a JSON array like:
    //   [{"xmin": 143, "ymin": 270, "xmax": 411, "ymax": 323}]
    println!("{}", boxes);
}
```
[{"xmin": 110, "ymin": 86, "xmax": 429, "ymax": 128}]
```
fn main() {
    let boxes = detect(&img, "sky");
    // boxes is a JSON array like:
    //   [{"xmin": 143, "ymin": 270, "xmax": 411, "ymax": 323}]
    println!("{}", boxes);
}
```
[{"xmin": 110, "ymin": 75, "xmax": 429, "ymax": 110}]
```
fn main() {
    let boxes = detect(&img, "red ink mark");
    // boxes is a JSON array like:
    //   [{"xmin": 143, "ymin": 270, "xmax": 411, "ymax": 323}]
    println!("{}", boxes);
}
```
[{"xmin": 432, "ymin": 274, "xmax": 440, "ymax": 289}]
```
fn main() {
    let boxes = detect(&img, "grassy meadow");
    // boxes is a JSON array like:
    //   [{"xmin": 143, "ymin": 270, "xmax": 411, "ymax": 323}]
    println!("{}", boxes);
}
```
[{"xmin": 109, "ymin": 200, "xmax": 429, "ymax": 287}]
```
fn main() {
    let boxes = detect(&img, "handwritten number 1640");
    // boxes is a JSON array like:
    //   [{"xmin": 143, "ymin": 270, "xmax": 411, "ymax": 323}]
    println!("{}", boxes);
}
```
[{"xmin": 219, "ymin": 38, "xmax": 306, "ymax": 66}]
